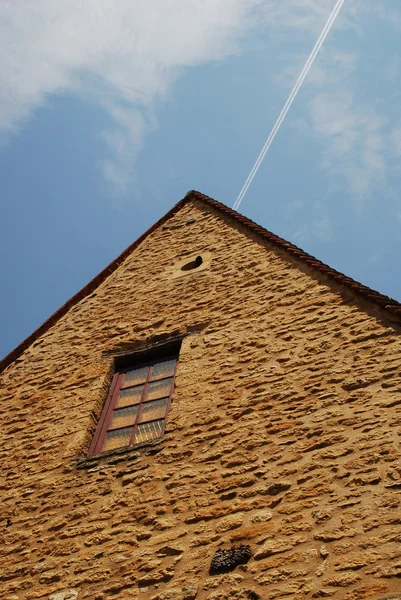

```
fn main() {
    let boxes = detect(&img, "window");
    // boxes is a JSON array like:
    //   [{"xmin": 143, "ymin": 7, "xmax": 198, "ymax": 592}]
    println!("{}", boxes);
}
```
[{"xmin": 89, "ymin": 342, "xmax": 180, "ymax": 455}]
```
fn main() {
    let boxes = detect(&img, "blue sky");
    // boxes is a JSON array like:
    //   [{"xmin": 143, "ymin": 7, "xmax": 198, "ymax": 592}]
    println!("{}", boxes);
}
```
[{"xmin": 1, "ymin": 0, "xmax": 401, "ymax": 359}]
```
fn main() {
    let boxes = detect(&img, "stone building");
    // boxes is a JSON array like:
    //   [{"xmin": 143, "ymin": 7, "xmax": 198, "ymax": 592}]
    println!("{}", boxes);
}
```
[{"xmin": 1, "ymin": 190, "xmax": 401, "ymax": 600}]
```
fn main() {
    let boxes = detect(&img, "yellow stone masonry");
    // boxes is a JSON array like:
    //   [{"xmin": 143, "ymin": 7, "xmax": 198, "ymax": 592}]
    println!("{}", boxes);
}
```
[{"xmin": 1, "ymin": 199, "xmax": 401, "ymax": 599}]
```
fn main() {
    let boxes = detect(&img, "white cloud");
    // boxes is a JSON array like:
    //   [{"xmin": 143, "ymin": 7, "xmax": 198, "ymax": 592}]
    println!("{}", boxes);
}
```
[
  {"xmin": 0, "ymin": 0, "xmax": 365, "ymax": 194},
  {"xmin": 0, "ymin": 0, "xmax": 399, "ymax": 201},
  {"xmin": 392, "ymin": 127, "xmax": 401, "ymax": 157},
  {"xmin": 0, "ymin": 0, "xmax": 262, "ymax": 192},
  {"xmin": 257, "ymin": 0, "xmax": 401, "ymax": 212},
  {"xmin": 308, "ymin": 91, "xmax": 388, "ymax": 197},
  {"xmin": 291, "ymin": 213, "xmax": 333, "ymax": 245},
  {"xmin": 279, "ymin": 1, "xmax": 401, "ymax": 208},
  {"xmin": 261, "ymin": 0, "xmax": 342, "ymax": 33}
]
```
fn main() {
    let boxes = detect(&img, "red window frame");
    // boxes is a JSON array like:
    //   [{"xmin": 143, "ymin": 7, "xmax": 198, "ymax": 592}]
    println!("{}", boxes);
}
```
[{"xmin": 89, "ymin": 349, "xmax": 179, "ymax": 456}]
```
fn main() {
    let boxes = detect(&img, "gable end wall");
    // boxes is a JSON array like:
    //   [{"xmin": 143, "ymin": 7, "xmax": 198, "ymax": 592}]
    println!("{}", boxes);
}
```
[{"xmin": 1, "ymin": 200, "xmax": 401, "ymax": 599}]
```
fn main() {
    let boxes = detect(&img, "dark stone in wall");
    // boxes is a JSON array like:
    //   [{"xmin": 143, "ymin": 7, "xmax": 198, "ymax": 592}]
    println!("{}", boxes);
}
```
[{"xmin": 209, "ymin": 545, "xmax": 252, "ymax": 575}]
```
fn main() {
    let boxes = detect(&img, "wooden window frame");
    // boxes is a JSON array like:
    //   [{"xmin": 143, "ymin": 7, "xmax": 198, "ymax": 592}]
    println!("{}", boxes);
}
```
[{"xmin": 89, "ymin": 344, "xmax": 180, "ymax": 456}]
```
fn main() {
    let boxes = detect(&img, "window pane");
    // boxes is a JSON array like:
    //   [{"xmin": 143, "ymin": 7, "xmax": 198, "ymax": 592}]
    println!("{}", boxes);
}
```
[
  {"xmin": 117, "ymin": 385, "xmax": 144, "ymax": 408},
  {"xmin": 103, "ymin": 426, "xmax": 133, "ymax": 451},
  {"xmin": 151, "ymin": 359, "xmax": 176, "ymax": 381},
  {"xmin": 134, "ymin": 420, "xmax": 163, "ymax": 444},
  {"xmin": 110, "ymin": 405, "xmax": 138, "ymax": 429},
  {"xmin": 122, "ymin": 366, "xmax": 149, "ymax": 388},
  {"xmin": 139, "ymin": 398, "xmax": 168, "ymax": 423},
  {"xmin": 146, "ymin": 378, "xmax": 173, "ymax": 401}
]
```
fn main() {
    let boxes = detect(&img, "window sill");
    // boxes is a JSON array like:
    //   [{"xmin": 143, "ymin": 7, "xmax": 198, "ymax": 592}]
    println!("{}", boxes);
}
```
[{"xmin": 76, "ymin": 438, "xmax": 163, "ymax": 470}]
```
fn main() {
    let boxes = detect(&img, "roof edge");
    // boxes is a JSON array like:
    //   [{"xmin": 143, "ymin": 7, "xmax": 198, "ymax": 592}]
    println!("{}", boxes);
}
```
[
  {"xmin": 190, "ymin": 190, "xmax": 401, "ymax": 318},
  {"xmin": 2, "ymin": 189, "xmax": 401, "ymax": 373}
]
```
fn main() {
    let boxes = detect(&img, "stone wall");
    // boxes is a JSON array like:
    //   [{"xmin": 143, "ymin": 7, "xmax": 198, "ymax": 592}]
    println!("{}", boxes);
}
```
[{"xmin": 1, "ymin": 199, "xmax": 401, "ymax": 599}]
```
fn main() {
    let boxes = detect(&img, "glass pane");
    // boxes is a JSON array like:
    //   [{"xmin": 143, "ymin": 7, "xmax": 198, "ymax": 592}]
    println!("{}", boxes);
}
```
[
  {"xmin": 139, "ymin": 398, "xmax": 168, "ymax": 423},
  {"xmin": 110, "ymin": 405, "xmax": 138, "ymax": 429},
  {"xmin": 122, "ymin": 366, "xmax": 149, "ymax": 388},
  {"xmin": 146, "ymin": 378, "xmax": 173, "ymax": 401},
  {"xmin": 151, "ymin": 359, "xmax": 176, "ymax": 381},
  {"xmin": 134, "ymin": 420, "xmax": 163, "ymax": 444},
  {"xmin": 117, "ymin": 385, "xmax": 144, "ymax": 408},
  {"xmin": 103, "ymin": 426, "xmax": 133, "ymax": 451}
]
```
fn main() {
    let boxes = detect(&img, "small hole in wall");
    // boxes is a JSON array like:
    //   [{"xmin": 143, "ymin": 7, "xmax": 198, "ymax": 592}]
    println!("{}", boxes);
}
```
[{"xmin": 181, "ymin": 255, "xmax": 203, "ymax": 271}]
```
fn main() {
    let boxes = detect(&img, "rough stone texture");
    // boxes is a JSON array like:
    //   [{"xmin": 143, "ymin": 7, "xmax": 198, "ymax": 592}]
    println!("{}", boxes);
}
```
[{"xmin": 1, "ymin": 198, "xmax": 401, "ymax": 599}]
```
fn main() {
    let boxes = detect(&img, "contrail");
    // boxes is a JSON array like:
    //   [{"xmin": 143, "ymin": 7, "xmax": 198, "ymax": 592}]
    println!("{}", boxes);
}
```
[{"xmin": 233, "ymin": 0, "xmax": 345, "ymax": 211}]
